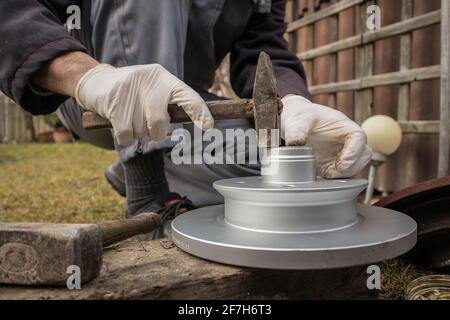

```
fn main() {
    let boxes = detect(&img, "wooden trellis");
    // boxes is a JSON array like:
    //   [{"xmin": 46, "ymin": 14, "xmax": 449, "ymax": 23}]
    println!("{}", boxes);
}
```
[{"xmin": 286, "ymin": 0, "xmax": 450, "ymax": 178}]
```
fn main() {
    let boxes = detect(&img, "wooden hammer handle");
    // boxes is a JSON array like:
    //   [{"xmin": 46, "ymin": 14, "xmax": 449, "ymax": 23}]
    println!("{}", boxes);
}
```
[
  {"xmin": 98, "ymin": 213, "xmax": 162, "ymax": 247},
  {"xmin": 83, "ymin": 99, "xmax": 255, "ymax": 130}
]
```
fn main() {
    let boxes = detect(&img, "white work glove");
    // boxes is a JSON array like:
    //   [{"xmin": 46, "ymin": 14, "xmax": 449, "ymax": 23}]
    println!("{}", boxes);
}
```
[
  {"xmin": 75, "ymin": 64, "xmax": 214, "ymax": 146},
  {"xmin": 281, "ymin": 95, "xmax": 372, "ymax": 179}
]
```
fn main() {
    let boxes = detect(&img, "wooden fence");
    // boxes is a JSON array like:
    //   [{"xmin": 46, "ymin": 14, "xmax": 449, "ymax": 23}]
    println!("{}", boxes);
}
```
[
  {"xmin": 0, "ymin": 93, "xmax": 51, "ymax": 143},
  {"xmin": 286, "ymin": 0, "xmax": 449, "ymax": 190}
]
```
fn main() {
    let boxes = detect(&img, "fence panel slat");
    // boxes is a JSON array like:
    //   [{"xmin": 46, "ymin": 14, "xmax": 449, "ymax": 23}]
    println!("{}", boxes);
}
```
[
  {"xmin": 0, "ymin": 93, "xmax": 51, "ymax": 143},
  {"xmin": 288, "ymin": 0, "xmax": 364, "ymax": 32},
  {"xmin": 297, "ymin": 10, "xmax": 441, "ymax": 61},
  {"xmin": 354, "ymin": 1, "xmax": 373, "ymax": 124},
  {"xmin": 327, "ymin": 1, "xmax": 339, "ymax": 108},
  {"xmin": 397, "ymin": 0, "xmax": 413, "ymax": 122},
  {"xmin": 439, "ymin": 0, "xmax": 450, "ymax": 177},
  {"xmin": 309, "ymin": 65, "xmax": 441, "ymax": 94}
]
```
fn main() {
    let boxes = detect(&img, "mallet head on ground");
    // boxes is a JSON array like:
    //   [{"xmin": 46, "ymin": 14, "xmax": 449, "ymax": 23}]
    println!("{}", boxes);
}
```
[
  {"xmin": 0, "ymin": 212, "xmax": 161, "ymax": 286},
  {"xmin": 0, "ymin": 223, "xmax": 102, "ymax": 285}
]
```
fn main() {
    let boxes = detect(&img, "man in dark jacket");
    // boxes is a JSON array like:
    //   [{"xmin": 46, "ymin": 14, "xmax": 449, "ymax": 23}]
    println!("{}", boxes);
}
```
[{"xmin": 0, "ymin": 0, "xmax": 371, "ymax": 226}]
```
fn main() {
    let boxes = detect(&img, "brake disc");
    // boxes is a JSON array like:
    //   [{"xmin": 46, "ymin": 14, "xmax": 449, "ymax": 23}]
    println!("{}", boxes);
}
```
[{"xmin": 171, "ymin": 147, "xmax": 417, "ymax": 270}]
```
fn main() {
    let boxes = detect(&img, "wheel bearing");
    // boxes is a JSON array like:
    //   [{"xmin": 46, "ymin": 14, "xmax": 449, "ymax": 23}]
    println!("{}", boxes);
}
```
[{"xmin": 172, "ymin": 147, "xmax": 417, "ymax": 269}]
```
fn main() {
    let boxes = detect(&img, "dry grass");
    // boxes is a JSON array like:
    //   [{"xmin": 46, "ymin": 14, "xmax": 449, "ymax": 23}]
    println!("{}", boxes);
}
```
[
  {"xmin": 0, "ymin": 143, "xmax": 437, "ymax": 299},
  {"xmin": 0, "ymin": 143, "xmax": 124, "ymax": 223},
  {"xmin": 380, "ymin": 260, "xmax": 435, "ymax": 300}
]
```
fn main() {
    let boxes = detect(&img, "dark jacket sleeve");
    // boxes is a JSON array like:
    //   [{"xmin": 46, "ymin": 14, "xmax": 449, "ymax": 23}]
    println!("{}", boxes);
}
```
[
  {"xmin": 230, "ymin": 0, "xmax": 310, "ymax": 100},
  {"xmin": 0, "ymin": 0, "xmax": 87, "ymax": 115}
]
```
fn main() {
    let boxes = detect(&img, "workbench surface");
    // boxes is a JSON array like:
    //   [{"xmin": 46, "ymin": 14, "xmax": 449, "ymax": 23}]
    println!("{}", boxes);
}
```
[{"xmin": 0, "ymin": 239, "xmax": 375, "ymax": 300}]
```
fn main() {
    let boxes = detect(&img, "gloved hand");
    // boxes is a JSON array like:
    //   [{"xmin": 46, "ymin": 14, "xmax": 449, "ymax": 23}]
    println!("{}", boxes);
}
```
[
  {"xmin": 75, "ymin": 64, "xmax": 214, "ymax": 146},
  {"xmin": 281, "ymin": 95, "xmax": 372, "ymax": 179}
]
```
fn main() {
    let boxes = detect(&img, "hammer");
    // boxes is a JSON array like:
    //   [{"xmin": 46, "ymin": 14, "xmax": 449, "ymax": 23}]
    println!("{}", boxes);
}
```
[
  {"xmin": 82, "ymin": 52, "xmax": 283, "ymax": 148},
  {"xmin": 0, "ymin": 213, "xmax": 161, "ymax": 286}
]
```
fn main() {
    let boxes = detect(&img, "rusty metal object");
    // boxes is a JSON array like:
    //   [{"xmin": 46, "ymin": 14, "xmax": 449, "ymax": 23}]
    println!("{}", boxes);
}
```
[
  {"xmin": 405, "ymin": 275, "xmax": 450, "ymax": 300},
  {"xmin": 375, "ymin": 176, "xmax": 450, "ymax": 270},
  {"xmin": 253, "ymin": 52, "xmax": 282, "ymax": 147}
]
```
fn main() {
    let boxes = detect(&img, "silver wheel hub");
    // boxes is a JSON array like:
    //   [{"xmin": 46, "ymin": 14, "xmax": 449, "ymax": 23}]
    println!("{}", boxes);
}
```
[{"xmin": 172, "ymin": 147, "xmax": 417, "ymax": 269}]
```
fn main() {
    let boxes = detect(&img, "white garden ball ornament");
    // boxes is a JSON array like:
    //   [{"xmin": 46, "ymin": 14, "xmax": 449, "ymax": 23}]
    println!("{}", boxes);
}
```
[{"xmin": 362, "ymin": 115, "xmax": 403, "ymax": 155}]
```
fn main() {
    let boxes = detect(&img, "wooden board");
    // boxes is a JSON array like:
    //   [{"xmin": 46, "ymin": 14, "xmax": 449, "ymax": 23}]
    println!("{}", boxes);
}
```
[{"xmin": 0, "ymin": 239, "xmax": 377, "ymax": 300}]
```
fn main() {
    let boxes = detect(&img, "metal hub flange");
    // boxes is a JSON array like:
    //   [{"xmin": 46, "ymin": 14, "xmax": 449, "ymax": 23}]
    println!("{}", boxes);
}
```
[{"xmin": 172, "ymin": 147, "xmax": 417, "ymax": 270}]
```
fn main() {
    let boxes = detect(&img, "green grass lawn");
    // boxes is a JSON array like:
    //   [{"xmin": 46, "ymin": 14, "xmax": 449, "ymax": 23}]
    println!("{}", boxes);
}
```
[
  {"xmin": 0, "ymin": 143, "xmax": 434, "ymax": 299},
  {"xmin": 0, "ymin": 143, "xmax": 124, "ymax": 223}
]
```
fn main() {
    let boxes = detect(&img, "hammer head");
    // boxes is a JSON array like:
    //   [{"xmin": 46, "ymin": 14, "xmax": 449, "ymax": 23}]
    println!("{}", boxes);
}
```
[
  {"xmin": 253, "ymin": 52, "xmax": 283, "ymax": 148},
  {"xmin": 0, "ymin": 223, "xmax": 102, "ymax": 286}
]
